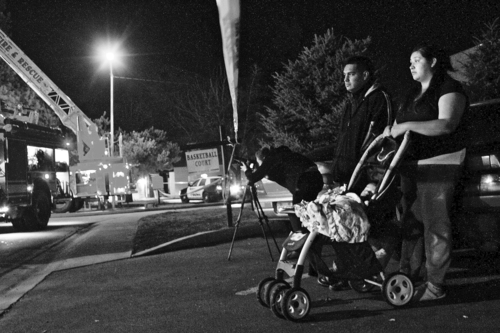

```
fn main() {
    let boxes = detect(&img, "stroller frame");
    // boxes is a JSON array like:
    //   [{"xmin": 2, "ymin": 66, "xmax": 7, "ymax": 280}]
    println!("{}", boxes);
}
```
[{"xmin": 257, "ymin": 132, "xmax": 414, "ymax": 322}]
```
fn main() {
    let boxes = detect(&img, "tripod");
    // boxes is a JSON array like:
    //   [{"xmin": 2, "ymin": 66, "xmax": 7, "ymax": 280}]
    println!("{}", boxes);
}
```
[{"xmin": 227, "ymin": 183, "xmax": 281, "ymax": 261}]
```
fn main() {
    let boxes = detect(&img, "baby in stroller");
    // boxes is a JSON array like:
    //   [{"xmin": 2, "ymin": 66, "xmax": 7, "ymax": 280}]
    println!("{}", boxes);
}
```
[{"xmin": 257, "ymin": 132, "xmax": 414, "ymax": 322}]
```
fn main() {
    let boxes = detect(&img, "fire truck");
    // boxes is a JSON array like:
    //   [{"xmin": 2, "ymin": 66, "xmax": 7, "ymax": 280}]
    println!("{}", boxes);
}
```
[
  {"xmin": 0, "ymin": 29, "xmax": 133, "ymax": 230},
  {"xmin": 0, "ymin": 118, "xmax": 68, "ymax": 230}
]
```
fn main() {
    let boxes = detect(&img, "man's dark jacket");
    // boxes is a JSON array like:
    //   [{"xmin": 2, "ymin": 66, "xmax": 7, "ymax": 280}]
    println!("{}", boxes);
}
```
[{"xmin": 308, "ymin": 82, "xmax": 392, "ymax": 184}]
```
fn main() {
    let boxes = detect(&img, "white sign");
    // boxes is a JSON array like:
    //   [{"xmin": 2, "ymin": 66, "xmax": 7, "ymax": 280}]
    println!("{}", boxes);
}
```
[{"xmin": 186, "ymin": 148, "xmax": 220, "ymax": 175}]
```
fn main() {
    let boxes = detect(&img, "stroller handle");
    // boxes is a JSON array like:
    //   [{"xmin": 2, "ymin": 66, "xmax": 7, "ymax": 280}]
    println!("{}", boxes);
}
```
[
  {"xmin": 347, "ymin": 131, "xmax": 411, "ymax": 198},
  {"xmin": 374, "ymin": 131, "xmax": 411, "ymax": 200}
]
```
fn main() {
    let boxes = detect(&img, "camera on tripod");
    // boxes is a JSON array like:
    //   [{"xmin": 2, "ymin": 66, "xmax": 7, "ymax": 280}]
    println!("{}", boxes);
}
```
[{"xmin": 234, "ymin": 157, "xmax": 258, "ymax": 171}]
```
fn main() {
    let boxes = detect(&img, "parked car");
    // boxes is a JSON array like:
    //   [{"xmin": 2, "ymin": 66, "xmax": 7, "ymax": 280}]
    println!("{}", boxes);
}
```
[
  {"xmin": 251, "ymin": 178, "xmax": 293, "ymax": 214},
  {"xmin": 179, "ymin": 175, "xmax": 249, "ymax": 204},
  {"xmin": 179, "ymin": 176, "xmax": 223, "ymax": 203},
  {"xmin": 454, "ymin": 98, "xmax": 500, "ymax": 250}
]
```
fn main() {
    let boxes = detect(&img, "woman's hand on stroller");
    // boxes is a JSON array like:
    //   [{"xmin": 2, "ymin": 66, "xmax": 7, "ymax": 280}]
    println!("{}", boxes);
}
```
[
  {"xmin": 382, "ymin": 125, "xmax": 393, "ymax": 138},
  {"xmin": 384, "ymin": 123, "xmax": 408, "ymax": 138}
]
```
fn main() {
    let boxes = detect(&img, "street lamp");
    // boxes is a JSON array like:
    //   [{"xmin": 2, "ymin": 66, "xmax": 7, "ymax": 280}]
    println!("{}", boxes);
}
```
[
  {"xmin": 99, "ymin": 43, "xmax": 122, "ymax": 157},
  {"xmin": 107, "ymin": 51, "xmax": 115, "ymax": 157}
]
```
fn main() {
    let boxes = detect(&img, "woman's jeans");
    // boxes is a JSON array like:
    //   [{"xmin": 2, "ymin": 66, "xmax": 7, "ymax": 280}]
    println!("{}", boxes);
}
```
[{"xmin": 399, "ymin": 164, "xmax": 462, "ymax": 287}]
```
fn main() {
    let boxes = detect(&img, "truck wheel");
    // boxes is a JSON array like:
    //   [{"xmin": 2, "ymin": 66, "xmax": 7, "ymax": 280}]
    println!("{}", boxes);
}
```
[
  {"xmin": 203, "ymin": 192, "xmax": 211, "ymax": 203},
  {"xmin": 181, "ymin": 195, "xmax": 189, "ymax": 204},
  {"xmin": 27, "ymin": 191, "xmax": 51, "ymax": 230},
  {"xmin": 70, "ymin": 198, "xmax": 85, "ymax": 212},
  {"xmin": 11, "ymin": 207, "xmax": 31, "ymax": 232},
  {"xmin": 53, "ymin": 199, "xmax": 73, "ymax": 213}
]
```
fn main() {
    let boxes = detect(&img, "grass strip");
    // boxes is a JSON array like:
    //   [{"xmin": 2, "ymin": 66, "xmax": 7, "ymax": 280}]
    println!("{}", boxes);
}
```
[{"xmin": 133, "ymin": 206, "xmax": 264, "ymax": 254}]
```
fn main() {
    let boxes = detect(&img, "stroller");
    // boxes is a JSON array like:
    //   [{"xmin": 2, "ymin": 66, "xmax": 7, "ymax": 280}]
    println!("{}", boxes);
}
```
[{"xmin": 256, "ymin": 132, "xmax": 412, "ymax": 322}]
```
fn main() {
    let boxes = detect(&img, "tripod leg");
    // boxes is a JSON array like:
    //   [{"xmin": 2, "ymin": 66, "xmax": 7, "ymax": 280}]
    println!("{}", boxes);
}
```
[
  {"xmin": 250, "ymin": 186, "xmax": 281, "ymax": 260},
  {"xmin": 260, "ymin": 206, "xmax": 281, "ymax": 254},
  {"xmin": 227, "ymin": 185, "xmax": 251, "ymax": 261},
  {"xmin": 227, "ymin": 223, "xmax": 240, "ymax": 261},
  {"xmin": 258, "ymin": 218, "xmax": 275, "ymax": 262}
]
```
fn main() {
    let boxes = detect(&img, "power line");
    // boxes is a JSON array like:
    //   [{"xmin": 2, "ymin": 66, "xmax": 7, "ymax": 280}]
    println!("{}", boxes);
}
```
[{"xmin": 114, "ymin": 76, "xmax": 188, "ymax": 85}]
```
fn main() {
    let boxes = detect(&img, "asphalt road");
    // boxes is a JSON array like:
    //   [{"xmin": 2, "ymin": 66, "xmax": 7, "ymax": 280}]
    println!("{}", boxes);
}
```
[
  {"xmin": 1, "ymin": 236, "xmax": 500, "ymax": 332},
  {"xmin": 1, "ymin": 204, "xmax": 500, "ymax": 332}
]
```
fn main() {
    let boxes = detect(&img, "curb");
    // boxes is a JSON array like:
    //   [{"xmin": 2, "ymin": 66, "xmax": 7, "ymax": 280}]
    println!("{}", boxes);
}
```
[
  {"xmin": 52, "ymin": 202, "xmax": 223, "ymax": 218},
  {"xmin": 131, "ymin": 218, "xmax": 290, "ymax": 257}
]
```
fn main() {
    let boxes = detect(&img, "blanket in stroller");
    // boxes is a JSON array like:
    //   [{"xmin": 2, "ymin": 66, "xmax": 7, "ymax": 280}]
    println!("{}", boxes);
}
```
[{"xmin": 294, "ymin": 186, "xmax": 370, "ymax": 243}]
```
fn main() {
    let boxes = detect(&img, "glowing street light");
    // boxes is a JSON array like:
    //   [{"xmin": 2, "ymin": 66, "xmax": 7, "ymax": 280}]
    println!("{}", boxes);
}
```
[{"xmin": 98, "ymin": 43, "xmax": 123, "ymax": 157}]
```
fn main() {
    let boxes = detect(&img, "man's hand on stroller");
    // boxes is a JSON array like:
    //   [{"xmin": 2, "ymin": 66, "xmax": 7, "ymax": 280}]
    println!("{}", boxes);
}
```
[{"xmin": 360, "ymin": 182, "xmax": 377, "ymax": 205}]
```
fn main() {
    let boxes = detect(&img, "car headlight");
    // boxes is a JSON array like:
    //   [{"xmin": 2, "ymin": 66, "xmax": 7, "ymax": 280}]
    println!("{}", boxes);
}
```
[
  {"xmin": 230, "ymin": 185, "xmax": 241, "ymax": 194},
  {"xmin": 216, "ymin": 185, "xmax": 223, "ymax": 191}
]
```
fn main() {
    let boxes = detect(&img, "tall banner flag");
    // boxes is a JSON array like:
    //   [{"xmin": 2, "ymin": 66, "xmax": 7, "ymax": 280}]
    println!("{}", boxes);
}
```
[{"xmin": 216, "ymin": 0, "xmax": 240, "ymax": 140}]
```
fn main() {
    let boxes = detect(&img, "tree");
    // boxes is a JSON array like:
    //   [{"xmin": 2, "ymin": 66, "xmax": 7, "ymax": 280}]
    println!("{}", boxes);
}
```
[
  {"xmin": 259, "ymin": 29, "xmax": 372, "ymax": 154},
  {"xmin": 92, "ymin": 113, "xmax": 181, "ymax": 179},
  {"xmin": 465, "ymin": 18, "xmax": 500, "ymax": 102},
  {"xmin": 168, "ymin": 66, "xmax": 267, "ymax": 157},
  {"xmin": 93, "ymin": 111, "xmax": 111, "ymax": 137},
  {"xmin": 0, "ymin": 2, "xmax": 61, "ymax": 128},
  {"xmin": 121, "ymin": 127, "xmax": 181, "ymax": 179},
  {"xmin": 0, "ymin": 0, "xmax": 9, "ymax": 31}
]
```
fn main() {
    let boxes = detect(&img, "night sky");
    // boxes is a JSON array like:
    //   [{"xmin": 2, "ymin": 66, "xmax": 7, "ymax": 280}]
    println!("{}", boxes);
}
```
[{"xmin": 5, "ymin": 0, "xmax": 500, "ymax": 125}]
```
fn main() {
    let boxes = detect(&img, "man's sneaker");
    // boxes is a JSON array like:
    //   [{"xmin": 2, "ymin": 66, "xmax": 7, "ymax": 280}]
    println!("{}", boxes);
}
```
[
  {"xmin": 413, "ymin": 282, "xmax": 446, "ymax": 302},
  {"xmin": 317, "ymin": 276, "xmax": 332, "ymax": 287},
  {"xmin": 308, "ymin": 266, "xmax": 318, "ymax": 277}
]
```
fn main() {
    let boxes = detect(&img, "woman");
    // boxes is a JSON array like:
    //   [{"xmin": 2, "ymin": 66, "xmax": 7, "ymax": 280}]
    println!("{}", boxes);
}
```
[{"xmin": 384, "ymin": 44, "xmax": 468, "ymax": 301}]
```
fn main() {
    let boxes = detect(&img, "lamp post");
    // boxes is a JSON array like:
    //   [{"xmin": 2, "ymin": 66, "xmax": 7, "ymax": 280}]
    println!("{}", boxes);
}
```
[
  {"xmin": 99, "ymin": 44, "xmax": 121, "ymax": 210},
  {"xmin": 99, "ymin": 44, "xmax": 121, "ymax": 156},
  {"xmin": 105, "ymin": 50, "xmax": 115, "ymax": 157}
]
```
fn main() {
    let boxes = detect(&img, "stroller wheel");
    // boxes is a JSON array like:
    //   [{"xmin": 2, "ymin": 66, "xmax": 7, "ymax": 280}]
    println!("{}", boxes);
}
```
[
  {"xmin": 382, "ymin": 272, "xmax": 414, "ymax": 307},
  {"xmin": 270, "ymin": 284, "xmax": 290, "ymax": 319},
  {"xmin": 348, "ymin": 279, "xmax": 376, "ymax": 293},
  {"xmin": 257, "ymin": 277, "xmax": 275, "ymax": 307},
  {"xmin": 282, "ymin": 287, "xmax": 311, "ymax": 322},
  {"xmin": 269, "ymin": 281, "xmax": 291, "ymax": 318}
]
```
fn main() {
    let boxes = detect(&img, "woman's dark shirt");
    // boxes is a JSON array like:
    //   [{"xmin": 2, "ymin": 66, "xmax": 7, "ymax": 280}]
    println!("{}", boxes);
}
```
[{"xmin": 396, "ymin": 75, "xmax": 468, "ymax": 161}]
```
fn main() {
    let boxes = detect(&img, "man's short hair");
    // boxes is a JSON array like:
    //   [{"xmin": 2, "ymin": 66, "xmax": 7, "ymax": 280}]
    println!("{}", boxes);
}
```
[
  {"xmin": 255, "ymin": 147, "xmax": 270, "ymax": 161},
  {"xmin": 344, "ymin": 55, "xmax": 374, "ymax": 76}
]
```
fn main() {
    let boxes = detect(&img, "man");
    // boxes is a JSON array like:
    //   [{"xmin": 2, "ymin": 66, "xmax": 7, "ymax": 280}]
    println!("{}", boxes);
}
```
[
  {"xmin": 313, "ymin": 55, "xmax": 393, "ymax": 187},
  {"xmin": 241, "ymin": 146, "xmax": 323, "ymax": 233},
  {"xmin": 309, "ymin": 55, "xmax": 394, "ymax": 289}
]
